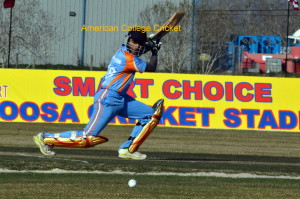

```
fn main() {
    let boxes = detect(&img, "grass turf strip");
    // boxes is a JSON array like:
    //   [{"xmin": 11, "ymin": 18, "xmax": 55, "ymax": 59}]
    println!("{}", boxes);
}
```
[
  {"xmin": 2, "ymin": 123, "xmax": 300, "ymax": 198},
  {"xmin": 1, "ymin": 173, "xmax": 300, "ymax": 199},
  {"xmin": 2, "ymin": 150, "xmax": 300, "ymax": 176}
]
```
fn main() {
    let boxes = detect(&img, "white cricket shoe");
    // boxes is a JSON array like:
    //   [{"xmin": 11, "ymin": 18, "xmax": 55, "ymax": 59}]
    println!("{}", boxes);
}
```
[
  {"xmin": 33, "ymin": 133, "xmax": 55, "ymax": 156},
  {"xmin": 118, "ymin": 148, "xmax": 147, "ymax": 160}
]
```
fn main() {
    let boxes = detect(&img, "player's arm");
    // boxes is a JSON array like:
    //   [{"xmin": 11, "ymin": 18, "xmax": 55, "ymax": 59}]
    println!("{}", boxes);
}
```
[
  {"xmin": 145, "ymin": 40, "xmax": 161, "ymax": 72},
  {"xmin": 145, "ymin": 51, "xmax": 158, "ymax": 72}
]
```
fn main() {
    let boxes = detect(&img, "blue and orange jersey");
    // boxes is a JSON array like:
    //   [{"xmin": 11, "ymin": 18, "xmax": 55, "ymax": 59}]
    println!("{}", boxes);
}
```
[{"xmin": 100, "ymin": 45, "xmax": 147, "ymax": 95}]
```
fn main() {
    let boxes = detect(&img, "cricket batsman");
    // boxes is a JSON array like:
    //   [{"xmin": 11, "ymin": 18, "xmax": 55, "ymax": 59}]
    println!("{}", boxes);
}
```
[{"xmin": 33, "ymin": 29, "xmax": 163, "ymax": 160}]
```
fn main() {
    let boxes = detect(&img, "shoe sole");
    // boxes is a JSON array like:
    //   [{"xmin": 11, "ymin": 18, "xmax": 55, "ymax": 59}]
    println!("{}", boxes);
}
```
[
  {"xmin": 33, "ymin": 136, "xmax": 54, "ymax": 156},
  {"xmin": 118, "ymin": 154, "xmax": 146, "ymax": 160}
]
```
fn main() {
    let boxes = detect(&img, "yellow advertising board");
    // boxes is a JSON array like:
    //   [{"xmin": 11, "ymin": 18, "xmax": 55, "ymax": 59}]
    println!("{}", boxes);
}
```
[{"xmin": 0, "ymin": 68, "xmax": 300, "ymax": 132}]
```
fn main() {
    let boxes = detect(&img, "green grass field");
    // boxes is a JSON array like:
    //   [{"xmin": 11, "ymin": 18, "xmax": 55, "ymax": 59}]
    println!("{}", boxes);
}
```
[
  {"xmin": 1, "ymin": 122, "xmax": 300, "ymax": 198},
  {"xmin": 1, "ymin": 173, "xmax": 300, "ymax": 199}
]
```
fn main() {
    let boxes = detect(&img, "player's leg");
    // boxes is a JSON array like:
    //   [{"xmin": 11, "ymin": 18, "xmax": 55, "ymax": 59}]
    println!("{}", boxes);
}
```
[
  {"xmin": 33, "ymin": 89, "xmax": 123, "ymax": 155},
  {"xmin": 40, "ymin": 89, "xmax": 115, "ymax": 139},
  {"xmin": 118, "ymin": 95, "xmax": 159, "ymax": 159},
  {"xmin": 118, "ymin": 117, "xmax": 152, "ymax": 149},
  {"xmin": 128, "ymin": 98, "xmax": 163, "ymax": 153},
  {"xmin": 119, "ymin": 95, "xmax": 154, "ymax": 148},
  {"xmin": 83, "ymin": 89, "xmax": 123, "ymax": 136}
]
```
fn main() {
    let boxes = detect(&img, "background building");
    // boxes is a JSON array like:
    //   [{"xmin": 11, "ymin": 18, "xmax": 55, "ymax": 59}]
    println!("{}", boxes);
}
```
[{"xmin": 1, "ymin": 0, "xmax": 185, "ymax": 67}]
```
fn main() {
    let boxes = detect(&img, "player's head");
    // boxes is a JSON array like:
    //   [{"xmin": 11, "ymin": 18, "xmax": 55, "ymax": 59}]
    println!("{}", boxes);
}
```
[{"xmin": 126, "ymin": 30, "xmax": 148, "ymax": 57}]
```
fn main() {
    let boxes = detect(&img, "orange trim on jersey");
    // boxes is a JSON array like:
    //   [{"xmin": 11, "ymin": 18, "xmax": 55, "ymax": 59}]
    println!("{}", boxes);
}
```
[
  {"xmin": 118, "ymin": 73, "xmax": 131, "ymax": 92},
  {"xmin": 105, "ymin": 72, "xmax": 126, "ymax": 89},
  {"xmin": 123, "ymin": 50, "xmax": 141, "ymax": 72}
]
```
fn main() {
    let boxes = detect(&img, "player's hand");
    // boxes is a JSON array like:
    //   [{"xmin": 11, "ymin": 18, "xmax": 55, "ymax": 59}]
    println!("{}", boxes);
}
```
[
  {"xmin": 151, "ymin": 40, "xmax": 162, "ymax": 54},
  {"xmin": 146, "ymin": 39, "xmax": 161, "ymax": 54}
]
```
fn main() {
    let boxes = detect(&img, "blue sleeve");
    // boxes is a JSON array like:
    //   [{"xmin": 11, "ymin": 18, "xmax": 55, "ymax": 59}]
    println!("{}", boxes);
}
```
[{"xmin": 134, "ymin": 56, "xmax": 147, "ymax": 73}]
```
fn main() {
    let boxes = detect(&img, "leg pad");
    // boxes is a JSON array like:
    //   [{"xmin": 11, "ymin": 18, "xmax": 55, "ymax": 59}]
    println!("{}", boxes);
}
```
[
  {"xmin": 129, "ymin": 99, "xmax": 164, "ymax": 153},
  {"xmin": 44, "ymin": 135, "xmax": 108, "ymax": 148}
]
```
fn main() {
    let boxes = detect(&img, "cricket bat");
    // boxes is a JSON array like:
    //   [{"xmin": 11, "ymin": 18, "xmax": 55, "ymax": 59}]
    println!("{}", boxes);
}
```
[{"xmin": 149, "ymin": 12, "xmax": 185, "ymax": 41}]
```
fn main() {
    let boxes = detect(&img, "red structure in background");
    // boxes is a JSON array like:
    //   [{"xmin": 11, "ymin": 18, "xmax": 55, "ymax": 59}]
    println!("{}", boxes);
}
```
[
  {"xmin": 227, "ymin": 30, "xmax": 300, "ymax": 74},
  {"xmin": 243, "ymin": 46, "xmax": 300, "ymax": 74}
]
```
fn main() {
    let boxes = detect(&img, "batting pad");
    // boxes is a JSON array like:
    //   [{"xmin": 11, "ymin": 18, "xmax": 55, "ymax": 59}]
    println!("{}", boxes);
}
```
[
  {"xmin": 44, "ymin": 135, "xmax": 108, "ymax": 148},
  {"xmin": 129, "ymin": 99, "xmax": 164, "ymax": 153}
]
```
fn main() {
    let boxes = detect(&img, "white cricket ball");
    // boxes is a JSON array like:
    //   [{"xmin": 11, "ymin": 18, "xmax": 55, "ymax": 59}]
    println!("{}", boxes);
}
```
[{"xmin": 128, "ymin": 179, "xmax": 137, "ymax": 188}]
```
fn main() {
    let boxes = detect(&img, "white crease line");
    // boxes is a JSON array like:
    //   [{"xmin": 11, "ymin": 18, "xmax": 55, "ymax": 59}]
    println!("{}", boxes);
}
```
[
  {"xmin": 16, "ymin": 153, "xmax": 89, "ymax": 164},
  {"xmin": 0, "ymin": 168, "xmax": 300, "ymax": 180}
]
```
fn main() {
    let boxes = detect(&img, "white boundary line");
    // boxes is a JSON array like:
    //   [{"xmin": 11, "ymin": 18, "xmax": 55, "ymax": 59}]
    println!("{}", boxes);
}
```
[{"xmin": 1, "ymin": 168, "xmax": 300, "ymax": 180}]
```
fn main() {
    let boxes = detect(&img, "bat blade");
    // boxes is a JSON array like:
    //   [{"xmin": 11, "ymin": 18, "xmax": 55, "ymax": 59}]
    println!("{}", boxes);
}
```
[{"xmin": 149, "ymin": 12, "xmax": 185, "ymax": 41}]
